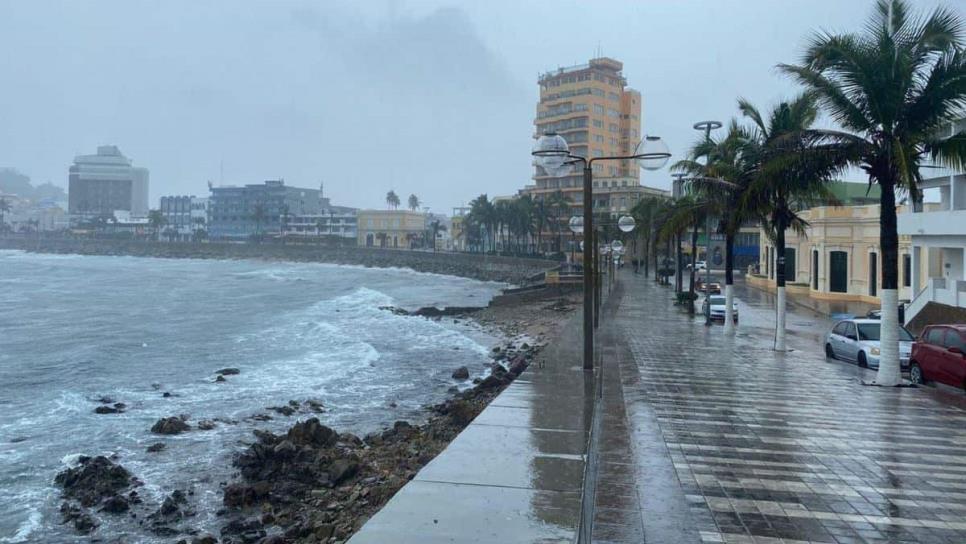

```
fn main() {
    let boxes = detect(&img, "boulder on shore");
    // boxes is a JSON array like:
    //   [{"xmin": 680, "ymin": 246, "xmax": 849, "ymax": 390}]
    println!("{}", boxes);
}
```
[
  {"xmin": 54, "ymin": 456, "xmax": 132, "ymax": 508},
  {"xmin": 215, "ymin": 368, "xmax": 241, "ymax": 376},
  {"xmin": 151, "ymin": 417, "xmax": 190, "ymax": 435},
  {"xmin": 451, "ymin": 366, "xmax": 469, "ymax": 380},
  {"xmin": 286, "ymin": 418, "xmax": 337, "ymax": 448}
]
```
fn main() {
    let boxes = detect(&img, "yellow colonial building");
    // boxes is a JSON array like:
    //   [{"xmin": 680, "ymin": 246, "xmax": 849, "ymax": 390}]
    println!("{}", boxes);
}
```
[
  {"xmin": 753, "ymin": 204, "xmax": 917, "ymax": 304},
  {"xmin": 357, "ymin": 210, "xmax": 427, "ymax": 249}
]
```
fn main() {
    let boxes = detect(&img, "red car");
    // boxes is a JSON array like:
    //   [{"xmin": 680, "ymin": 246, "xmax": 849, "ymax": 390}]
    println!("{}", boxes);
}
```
[{"xmin": 910, "ymin": 324, "xmax": 966, "ymax": 391}]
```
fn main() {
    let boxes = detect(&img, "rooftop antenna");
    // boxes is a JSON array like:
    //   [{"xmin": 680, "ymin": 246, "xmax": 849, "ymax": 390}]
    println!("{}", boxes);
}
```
[
  {"xmin": 219, "ymin": 160, "xmax": 224, "ymax": 185},
  {"xmin": 319, "ymin": 180, "xmax": 324, "ymax": 198}
]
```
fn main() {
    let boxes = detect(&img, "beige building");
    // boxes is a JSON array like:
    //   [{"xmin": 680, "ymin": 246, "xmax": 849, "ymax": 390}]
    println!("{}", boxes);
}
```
[
  {"xmin": 357, "ymin": 209, "xmax": 428, "ymax": 249},
  {"xmin": 523, "ymin": 57, "xmax": 643, "ymax": 211},
  {"xmin": 752, "ymin": 204, "xmax": 918, "ymax": 304}
]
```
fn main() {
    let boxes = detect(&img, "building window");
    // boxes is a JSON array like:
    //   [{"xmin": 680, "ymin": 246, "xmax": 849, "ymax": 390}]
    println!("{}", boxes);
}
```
[
  {"xmin": 903, "ymin": 254, "xmax": 911, "ymax": 287},
  {"xmin": 594, "ymin": 104, "xmax": 604, "ymax": 115},
  {"xmin": 593, "ymin": 119, "xmax": 603, "ymax": 128}
]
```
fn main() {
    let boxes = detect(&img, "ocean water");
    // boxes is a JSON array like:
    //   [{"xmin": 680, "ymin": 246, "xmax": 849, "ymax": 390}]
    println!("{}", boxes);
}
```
[{"xmin": 0, "ymin": 250, "xmax": 504, "ymax": 543}]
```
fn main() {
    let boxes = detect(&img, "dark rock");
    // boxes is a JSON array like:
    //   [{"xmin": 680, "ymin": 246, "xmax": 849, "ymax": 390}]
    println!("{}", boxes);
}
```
[
  {"xmin": 286, "ymin": 418, "xmax": 337, "ymax": 448},
  {"xmin": 472, "ymin": 377, "xmax": 482, "ymax": 384},
  {"xmin": 328, "ymin": 458, "xmax": 359, "ymax": 486},
  {"xmin": 55, "ymin": 456, "xmax": 132, "ymax": 507},
  {"xmin": 127, "ymin": 490, "xmax": 143, "ymax": 504},
  {"xmin": 477, "ymin": 374, "xmax": 504, "ymax": 390},
  {"xmin": 146, "ymin": 443, "xmax": 166, "ymax": 453},
  {"xmin": 272, "ymin": 440, "xmax": 297, "ymax": 458},
  {"xmin": 192, "ymin": 536, "xmax": 218, "ymax": 544},
  {"xmin": 508, "ymin": 356, "xmax": 528, "ymax": 377},
  {"xmin": 447, "ymin": 386, "xmax": 459, "ymax": 393},
  {"xmin": 94, "ymin": 405, "xmax": 121, "ymax": 414},
  {"xmin": 252, "ymin": 429, "xmax": 277, "ymax": 444},
  {"xmin": 215, "ymin": 368, "xmax": 241, "ymax": 376},
  {"xmin": 258, "ymin": 536, "xmax": 287, "ymax": 544},
  {"xmin": 10, "ymin": 436, "xmax": 27, "ymax": 443},
  {"xmin": 267, "ymin": 405, "xmax": 296, "ymax": 416},
  {"xmin": 100, "ymin": 495, "xmax": 130, "ymax": 514},
  {"xmin": 448, "ymin": 400, "xmax": 478, "ymax": 426},
  {"xmin": 96, "ymin": 396, "xmax": 114, "ymax": 404},
  {"xmin": 221, "ymin": 518, "xmax": 265, "ymax": 543},
  {"xmin": 163, "ymin": 391, "xmax": 173, "ymax": 398},
  {"xmin": 197, "ymin": 419, "xmax": 217, "ymax": 431},
  {"xmin": 305, "ymin": 399, "xmax": 325, "ymax": 412},
  {"xmin": 451, "ymin": 366, "xmax": 469, "ymax": 380},
  {"xmin": 113, "ymin": 402, "xmax": 126, "ymax": 410},
  {"xmin": 215, "ymin": 375, "xmax": 227, "ymax": 383},
  {"xmin": 60, "ymin": 502, "xmax": 97, "ymax": 533},
  {"xmin": 287, "ymin": 400, "xmax": 300, "ymax": 407},
  {"xmin": 160, "ymin": 489, "xmax": 188, "ymax": 517},
  {"xmin": 151, "ymin": 416, "xmax": 190, "ymax": 435}
]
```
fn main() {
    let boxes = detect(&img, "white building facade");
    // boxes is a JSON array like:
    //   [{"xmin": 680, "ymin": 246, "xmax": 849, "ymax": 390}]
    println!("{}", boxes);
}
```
[{"xmin": 899, "ymin": 119, "xmax": 966, "ymax": 324}]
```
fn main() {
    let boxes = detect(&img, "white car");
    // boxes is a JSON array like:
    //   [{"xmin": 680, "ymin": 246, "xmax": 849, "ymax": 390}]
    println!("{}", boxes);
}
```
[
  {"xmin": 688, "ymin": 260, "xmax": 707, "ymax": 271},
  {"xmin": 701, "ymin": 294, "xmax": 738, "ymax": 323},
  {"xmin": 824, "ymin": 318, "xmax": 913, "ymax": 370}
]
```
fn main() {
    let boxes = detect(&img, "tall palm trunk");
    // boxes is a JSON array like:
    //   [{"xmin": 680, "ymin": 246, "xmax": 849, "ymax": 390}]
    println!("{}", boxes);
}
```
[
  {"xmin": 876, "ymin": 180, "xmax": 901, "ymax": 385},
  {"xmin": 688, "ymin": 223, "xmax": 699, "ymax": 315},
  {"xmin": 653, "ymin": 240, "xmax": 659, "ymax": 282},
  {"xmin": 724, "ymin": 232, "xmax": 736, "ymax": 333},
  {"xmin": 643, "ymin": 235, "xmax": 650, "ymax": 277},
  {"xmin": 676, "ymin": 233, "xmax": 683, "ymax": 293},
  {"xmin": 774, "ymin": 219, "xmax": 787, "ymax": 351}
]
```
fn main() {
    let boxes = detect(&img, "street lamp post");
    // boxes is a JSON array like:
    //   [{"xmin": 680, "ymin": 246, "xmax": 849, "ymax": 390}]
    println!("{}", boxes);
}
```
[
  {"xmin": 534, "ymin": 133, "xmax": 669, "ymax": 370},
  {"xmin": 693, "ymin": 121, "xmax": 721, "ymax": 327}
]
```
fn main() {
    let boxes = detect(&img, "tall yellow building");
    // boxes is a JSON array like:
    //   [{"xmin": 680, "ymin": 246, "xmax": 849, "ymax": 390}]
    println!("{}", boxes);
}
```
[{"xmin": 524, "ymin": 57, "xmax": 642, "ymax": 211}]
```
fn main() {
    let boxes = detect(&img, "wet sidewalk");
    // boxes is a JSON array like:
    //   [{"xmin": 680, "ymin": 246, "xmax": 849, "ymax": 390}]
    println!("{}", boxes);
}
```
[
  {"xmin": 348, "ymin": 309, "xmax": 594, "ymax": 543},
  {"xmin": 609, "ymin": 272, "xmax": 966, "ymax": 544}
]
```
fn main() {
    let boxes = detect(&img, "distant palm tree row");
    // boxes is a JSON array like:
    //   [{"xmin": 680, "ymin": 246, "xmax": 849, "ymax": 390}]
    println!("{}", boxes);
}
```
[
  {"xmin": 463, "ymin": 191, "xmax": 573, "ymax": 255},
  {"xmin": 662, "ymin": 0, "xmax": 966, "ymax": 385},
  {"xmin": 383, "ymin": 190, "xmax": 424, "ymax": 212}
]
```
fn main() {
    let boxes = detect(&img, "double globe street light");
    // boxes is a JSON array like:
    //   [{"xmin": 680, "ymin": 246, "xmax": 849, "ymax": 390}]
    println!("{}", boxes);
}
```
[{"xmin": 534, "ymin": 132, "xmax": 670, "ymax": 370}]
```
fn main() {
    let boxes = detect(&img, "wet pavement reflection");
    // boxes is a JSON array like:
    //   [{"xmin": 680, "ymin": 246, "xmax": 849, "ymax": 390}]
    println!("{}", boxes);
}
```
[
  {"xmin": 608, "ymin": 272, "xmax": 966, "ymax": 544},
  {"xmin": 349, "ymin": 305, "xmax": 594, "ymax": 544}
]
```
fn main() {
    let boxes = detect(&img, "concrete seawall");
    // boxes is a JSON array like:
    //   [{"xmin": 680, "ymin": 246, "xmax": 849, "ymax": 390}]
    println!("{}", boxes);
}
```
[{"xmin": 0, "ymin": 237, "xmax": 557, "ymax": 285}]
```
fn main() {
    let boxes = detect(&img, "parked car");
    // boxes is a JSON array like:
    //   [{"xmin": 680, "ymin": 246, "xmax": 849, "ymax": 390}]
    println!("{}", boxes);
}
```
[
  {"xmin": 702, "ymin": 294, "xmax": 738, "ymax": 323},
  {"xmin": 909, "ymin": 324, "xmax": 966, "ymax": 391},
  {"xmin": 866, "ymin": 309, "xmax": 881, "ymax": 319},
  {"xmin": 824, "ymin": 318, "xmax": 914, "ymax": 370},
  {"xmin": 695, "ymin": 277, "xmax": 722, "ymax": 294},
  {"xmin": 687, "ymin": 260, "xmax": 707, "ymax": 271}
]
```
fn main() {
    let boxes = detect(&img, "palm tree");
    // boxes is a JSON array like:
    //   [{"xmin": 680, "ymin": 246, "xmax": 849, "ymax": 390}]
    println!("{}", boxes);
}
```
[
  {"xmin": 468, "ymin": 194, "xmax": 496, "ymax": 252},
  {"xmin": 630, "ymin": 196, "xmax": 663, "ymax": 277},
  {"xmin": 408, "ymin": 194, "xmax": 420, "ymax": 211},
  {"xmin": 545, "ymin": 190, "xmax": 571, "ymax": 253},
  {"xmin": 147, "ymin": 210, "xmax": 166, "ymax": 241},
  {"xmin": 0, "ymin": 197, "xmax": 9, "ymax": 232},
  {"xmin": 532, "ymin": 198, "xmax": 549, "ymax": 255},
  {"xmin": 674, "ymin": 120, "xmax": 758, "ymax": 332},
  {"xmin": 251, "ymin": 204, "xmax": 267, "ymax": 239},
  {"xmin": 386, "ymin": 190, "xmax": 400, "ymax": 210},
  {"xmin": 780, "ymin": 0, "xmax": 966, "ymax": 384},
  {"xmin": 659, "ymin": 195, "xmax": 713, "ymax": 315},
  {"xmin": 428, "ymin": 219, "xmax": 447, "ymax": 253},
  {"xmin": 739, "ymin": 94, "xmax": 845, "ymax": 350}
]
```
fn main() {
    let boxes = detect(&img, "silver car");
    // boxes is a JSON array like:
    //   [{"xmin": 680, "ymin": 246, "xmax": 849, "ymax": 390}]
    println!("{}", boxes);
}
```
[
  {"xmin": 824, "ymin": 318, "xmax": 914, "ymax": 370},
  {"xmin": 702, "ymin": 294, "xmax": 738, "ymax": 323}
]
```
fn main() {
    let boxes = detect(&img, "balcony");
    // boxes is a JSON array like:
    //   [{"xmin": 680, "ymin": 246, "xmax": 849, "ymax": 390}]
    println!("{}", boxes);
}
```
[{"xmin": 899, "ymin": 208, "xmax": 966, "ymax": 237}]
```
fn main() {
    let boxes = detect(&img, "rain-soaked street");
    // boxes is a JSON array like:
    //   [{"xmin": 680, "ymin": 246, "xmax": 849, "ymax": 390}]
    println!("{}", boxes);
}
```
[{"xmin": 600, "ymin": 272, "xmax": 966, "ymax": 543}]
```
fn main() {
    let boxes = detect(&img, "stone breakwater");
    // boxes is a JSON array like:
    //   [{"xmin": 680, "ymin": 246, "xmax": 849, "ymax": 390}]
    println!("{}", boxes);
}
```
[{"xmin": 0, "ymin": 237, "xmax": 556, "ymax": 285}]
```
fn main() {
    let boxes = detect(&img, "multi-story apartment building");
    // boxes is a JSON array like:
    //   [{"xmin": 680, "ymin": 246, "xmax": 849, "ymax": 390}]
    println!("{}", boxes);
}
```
[
  {"xmin": 281, "ymin": 198, "xmax": 358, "ymax": 241},
  {"xmin": 68, "ymin": 145, "xmax": 149, "ymax": 223},
  {"xmin": 159, "ymin": 195, "xmax": 209, "ymax": 240},
  {"xmin": 208, "ymin": 180, "xmax": 320, "ymax": 240},
  {"xmin": 450, "ymin": 206, "xmax": 471, "ymax": 252},
  {"xmin": 899, "ymin": 118, "xmax": 966, "ymax": 328},
  {"xmin": 523, "ymin": 57, "xmax": 642, "ymax": 213}
]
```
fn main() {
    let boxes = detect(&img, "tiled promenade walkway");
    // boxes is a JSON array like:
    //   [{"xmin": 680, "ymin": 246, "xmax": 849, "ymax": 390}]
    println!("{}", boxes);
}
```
[{"xmin": 606, "ymin": 273, "xmax": 966, "ymax": 544}]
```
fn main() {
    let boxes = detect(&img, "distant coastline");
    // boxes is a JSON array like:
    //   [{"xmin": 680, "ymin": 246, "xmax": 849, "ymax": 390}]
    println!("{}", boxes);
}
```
[{"xmin": 0, "ymin": 237, "xmax": 556, "ymax": 285}]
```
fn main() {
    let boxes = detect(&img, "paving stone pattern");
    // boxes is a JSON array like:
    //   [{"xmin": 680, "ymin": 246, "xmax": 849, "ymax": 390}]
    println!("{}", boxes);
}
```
[{"xmin": 610, "ymin": 275, "xmax": 966, "ymax": 544}]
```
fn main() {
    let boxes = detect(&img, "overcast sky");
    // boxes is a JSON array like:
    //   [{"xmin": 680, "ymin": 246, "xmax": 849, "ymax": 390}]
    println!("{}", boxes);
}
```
[{"xmin": 0, "ymin": 0, "xmax": 956, "ymax": 212}]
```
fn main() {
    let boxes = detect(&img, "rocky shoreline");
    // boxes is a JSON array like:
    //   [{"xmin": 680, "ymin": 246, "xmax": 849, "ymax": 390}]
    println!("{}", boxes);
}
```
[
  {"xmin": 52, "ymin": 288, "xmax": 579, "ymax": 544},
  {"xmin": 0, "ymin": 237, "xmax": 556, "ymax": 285}
]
